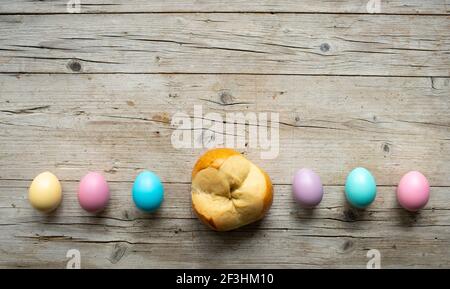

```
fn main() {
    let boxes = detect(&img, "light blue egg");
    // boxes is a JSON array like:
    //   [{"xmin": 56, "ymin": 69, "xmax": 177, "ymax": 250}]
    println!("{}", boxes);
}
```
[
  {"xmin": 345, "ymin": 167, "xmax": 377, "ymax": 208},
  {"xmin": 132, "ymin": 171, "xmax": 164, "ymax": 212}
]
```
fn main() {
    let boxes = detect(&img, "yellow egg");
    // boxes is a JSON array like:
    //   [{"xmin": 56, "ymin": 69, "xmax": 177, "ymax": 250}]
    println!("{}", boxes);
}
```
[{"xmin": 28, "ymin": 171, "xmax": 62, "ymax": 213}]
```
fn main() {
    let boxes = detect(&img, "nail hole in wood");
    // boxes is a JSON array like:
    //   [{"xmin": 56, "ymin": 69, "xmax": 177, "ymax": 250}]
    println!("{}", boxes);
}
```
[
  {"xmin": 68, "ymin": 59, "xmax": 81, "ymax": 72},
  {"xmin": 320, "ymin": 43, "xmax": 330, "ymax": 52}
]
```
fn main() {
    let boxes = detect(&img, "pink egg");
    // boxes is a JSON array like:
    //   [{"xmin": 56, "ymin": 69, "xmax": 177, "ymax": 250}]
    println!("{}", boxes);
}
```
[
  {"xmin": 78, "ymin": 172, "xmax": 110, "ymax": 213},
  {"xmin": 397, "ymin": 171, "xmax": 430, "ymax": 212}
]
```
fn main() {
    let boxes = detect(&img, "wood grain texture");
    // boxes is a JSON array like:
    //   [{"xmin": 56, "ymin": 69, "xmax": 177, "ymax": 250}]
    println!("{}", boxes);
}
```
[
  {"xmin": 0, "ymin": 74, "xmax": 449, "ymax": 185},
  {"xmin": 1, "ymin": 180, "xmax": 449, "ymax": 268},
  {"xmin": 0, "ymin": 0, "xmax": 449, "ymax": 15},
  {"xmin": 0, "ymin": 73, "xmax": 449, "ymax": 268},
  {"xmin": 0, "ymin": 14, "xmax": 449, "ymax": 76}
]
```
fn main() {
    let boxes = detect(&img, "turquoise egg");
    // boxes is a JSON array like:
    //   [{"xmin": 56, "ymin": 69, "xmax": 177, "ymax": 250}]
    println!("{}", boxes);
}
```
[
  {"xmin": 132, "ymin": 171, "xmax": 164, "ymax": 212},
  {"xmin": 345, "ymin": 167, "xmax": 377, "ymax": 208}
]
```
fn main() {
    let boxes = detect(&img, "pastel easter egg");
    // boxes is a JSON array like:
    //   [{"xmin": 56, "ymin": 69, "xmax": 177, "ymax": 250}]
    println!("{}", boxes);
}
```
[
  {"xmin": 292, "ymin": 168, "xmax": 323, "ymax": 207},
  {"xmin": 78, "ymin": 172, "xmax": 110, "ymax": 213},
  {"xmin": 345, "ymin": 167, "xmax": 377, "ymax": 208},
  {"xmin": 397, "ymin": 171, "xmax": 430, "ymax": 212},
  {"xmin": 28, "ymin": 171, "xmax": 62, "ymax": 213},
  {"xmin": 132, "ymin": 171, "xmax": 164, "ymax": 212}
]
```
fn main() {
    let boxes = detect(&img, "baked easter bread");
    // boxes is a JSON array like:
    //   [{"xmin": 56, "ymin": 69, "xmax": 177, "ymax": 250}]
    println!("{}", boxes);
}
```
[{"xmin": 191, "ymin": 148, "xmax": 273, "ymax": 231}]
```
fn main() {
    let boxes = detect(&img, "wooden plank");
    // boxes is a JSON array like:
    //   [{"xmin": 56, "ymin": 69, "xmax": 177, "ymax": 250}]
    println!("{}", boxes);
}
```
[
  {"xmin": 0, "ymin": 0, "xmax": 449, "ymax": 15},
  {"xmin": 0, "ymin": 74, "xmax": 449, "ymax": 186},
  {"xmin": 0, "ymin": 14, "xmax": 449, "ymax": 76},
  {"xmin": 1, "ymin": 1, "xmax": 448, "ymax": 270},
  {"xmin": 0, "ymin": 180, "xmax": 448, "ymax": 268}
]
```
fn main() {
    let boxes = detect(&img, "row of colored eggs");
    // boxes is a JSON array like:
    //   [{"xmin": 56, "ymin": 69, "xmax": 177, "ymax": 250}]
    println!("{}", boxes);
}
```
[
  {"xmin": 28, "ymin": 171, "xmax": 164, "ymax": 213},
  {"xmin": 293, "ymin": 168, "xmax": 430, "ymax": 211},
  {"xmin": 28, "ymin": 167, "xmax": 430, "ymax": 214}
]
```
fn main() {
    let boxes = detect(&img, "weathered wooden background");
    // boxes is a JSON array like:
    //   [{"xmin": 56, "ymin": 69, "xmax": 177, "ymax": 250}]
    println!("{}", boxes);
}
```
[{"xmin": 0, "ymin": 1, "xmax": 449, "ymax": 268}]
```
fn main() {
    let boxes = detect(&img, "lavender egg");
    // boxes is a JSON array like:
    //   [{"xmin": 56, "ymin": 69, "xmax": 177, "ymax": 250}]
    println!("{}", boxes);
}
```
[{"xmin": 292, "ymin": 168, "xmax": 324, "ymax": 207}]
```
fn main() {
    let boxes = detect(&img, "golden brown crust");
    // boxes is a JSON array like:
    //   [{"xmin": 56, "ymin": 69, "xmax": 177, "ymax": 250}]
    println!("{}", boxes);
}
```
[
  {"xmin": 261, "ymin": 169, "xmax": 274, "ymax": 215},
  {"xmin": 192, "ymin": 202, "xmax": 217, "ymax": 230}
]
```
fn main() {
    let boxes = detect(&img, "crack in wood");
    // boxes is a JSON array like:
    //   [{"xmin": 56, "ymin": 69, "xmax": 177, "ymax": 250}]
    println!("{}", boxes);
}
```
[
  {"xmin": 12, "ymin": 56, "xmax": 122, "ymax": 65},
  {"xmin": 0, "ymin": 105, "xmax": 50, "ymax": 114},
  {"xmin": 10, "ymin": 44, "xmax": 75, "ymax": 51}
]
